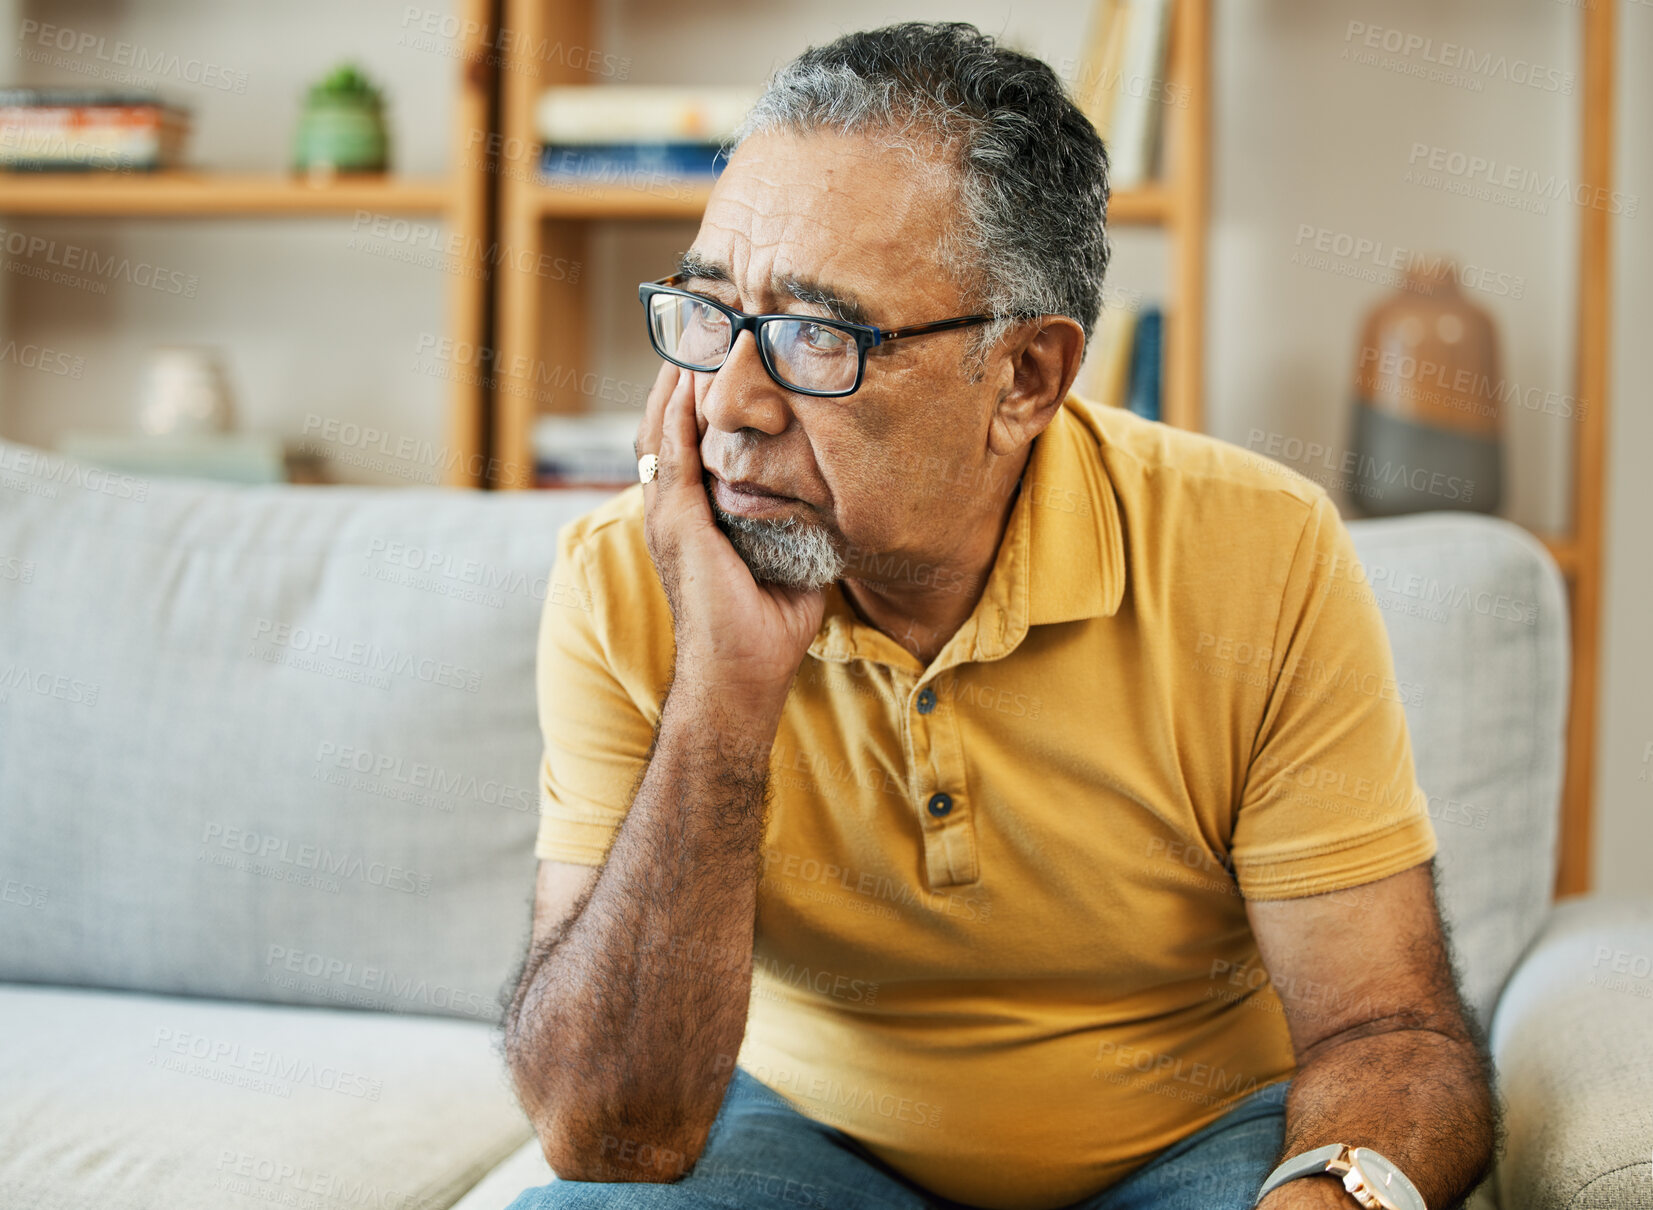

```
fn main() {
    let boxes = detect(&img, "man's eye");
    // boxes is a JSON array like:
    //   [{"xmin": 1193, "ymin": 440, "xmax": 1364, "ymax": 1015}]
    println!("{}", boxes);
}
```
[{"xmin": 797, "ymin": 322, "xmax": 849, "ymax": 352}]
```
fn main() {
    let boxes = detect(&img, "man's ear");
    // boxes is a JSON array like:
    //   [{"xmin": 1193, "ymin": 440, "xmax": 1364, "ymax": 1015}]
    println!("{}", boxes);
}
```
[{"xmin": 987, "ymin": 316, "xmax": 1087, "ymax": 457}]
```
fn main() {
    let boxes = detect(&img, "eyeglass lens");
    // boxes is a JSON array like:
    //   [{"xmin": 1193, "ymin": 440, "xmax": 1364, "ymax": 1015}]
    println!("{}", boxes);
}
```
[{"xmin": 647, "ymin": 292, "xmax": 859, "ymax": 393}]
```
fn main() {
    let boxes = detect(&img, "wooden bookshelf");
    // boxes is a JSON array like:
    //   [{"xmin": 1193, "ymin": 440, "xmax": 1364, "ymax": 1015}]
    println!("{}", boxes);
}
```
[
  {"xmin": 1162, "ymin": 0, "xmax": 1208, "ymax": 432},
  {"xmin": 1539, "ymin": 535, "xmax": 1581, "ymax": 580},
  {"xmin": 0, "ymin": 0, "xmax": 494, "ymax": 487},
  {"xmin": 0, "ymin": 173, "xmax": 452, "ymax": 217},
  {"xmin": 1107, "ymin": 184, "xmax": 1176, "ymax": 226},
  {"xmin": 439, "ymin": 1, "xmax": 497, "ymax": 488},
  {"xmin": 532, "ymin": 180, "xmax": 715, "ymax": 220},
  {"xmin": 1554, "ymin": 0, "xmax": 1613, "ymax": 898},
  {"xmin": 492, "ymin": 0, "xmax": 605, "ymax": 485}
]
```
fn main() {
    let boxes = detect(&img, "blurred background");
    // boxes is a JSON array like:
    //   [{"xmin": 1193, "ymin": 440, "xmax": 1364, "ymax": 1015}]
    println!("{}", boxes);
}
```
[{"xmin": 0, "ymin": 0, "xmax": 1644, "ymax": 895}]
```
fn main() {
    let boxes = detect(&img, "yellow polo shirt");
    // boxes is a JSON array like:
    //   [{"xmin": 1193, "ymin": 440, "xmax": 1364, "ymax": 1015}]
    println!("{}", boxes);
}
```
[{"xmin": 533, "ymin": 394, "xmax": 1438, "ymax": 1210}]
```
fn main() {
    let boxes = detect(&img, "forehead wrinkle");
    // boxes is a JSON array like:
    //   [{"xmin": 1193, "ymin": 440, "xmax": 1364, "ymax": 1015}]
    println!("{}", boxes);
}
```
[{"xmin": 693, "ymin": 134, "xmax": 960, "ymax": 325}]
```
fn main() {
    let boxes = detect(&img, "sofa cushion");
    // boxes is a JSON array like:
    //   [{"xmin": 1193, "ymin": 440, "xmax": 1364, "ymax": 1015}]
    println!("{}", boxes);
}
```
[
  {"xmin": 1345, "ymin": 514, "xmax": 1569, "ymax": 1027},
  {"xmin": 450, "ymin": 1138, "xmax": 557, "ymax": 1210},
  {"xmin": 0, "ymin": 439, "xmax": 615, "ymax": 1019},
  {"xmin": 1490, "ymin": 895, "xmax": 1653, "ymax": 1210},
  {"xmin": 0, "ymin": 983, "xmax": 532, "ymax": 1210}
]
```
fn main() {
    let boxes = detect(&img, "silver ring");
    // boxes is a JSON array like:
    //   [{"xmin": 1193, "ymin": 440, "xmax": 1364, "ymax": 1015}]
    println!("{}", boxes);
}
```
[{"xmin": 638, "ymin": 454, "xmax": 660, "ymax": 484}]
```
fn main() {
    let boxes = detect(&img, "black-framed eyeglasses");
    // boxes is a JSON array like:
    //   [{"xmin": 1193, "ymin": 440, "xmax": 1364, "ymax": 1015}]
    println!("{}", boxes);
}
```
[{"xmin": 637, "ymin": 274, "xmax": 1009, "ymax": 398}]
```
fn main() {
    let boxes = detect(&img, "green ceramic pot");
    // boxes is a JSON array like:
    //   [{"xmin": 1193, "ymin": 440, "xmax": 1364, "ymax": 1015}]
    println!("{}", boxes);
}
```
[{"xmin": 294, "ymin": 66, "xmax": 389, "ymax": 176}]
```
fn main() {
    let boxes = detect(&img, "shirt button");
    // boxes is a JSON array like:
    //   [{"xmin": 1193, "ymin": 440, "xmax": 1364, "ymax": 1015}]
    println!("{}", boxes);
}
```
[
  {"xmin": 927, "ymin": 792, "xmax": 953, "ymax": 818},
  {"xmin": 916, "ymin": 687, "xmax": 936, "ymax": 714}
]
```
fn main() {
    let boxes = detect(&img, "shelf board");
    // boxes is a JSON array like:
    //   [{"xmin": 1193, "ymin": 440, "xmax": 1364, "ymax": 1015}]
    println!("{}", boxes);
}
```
[
  {"xmin": 1109, "ymin": 185, "xmax": 1174, "ymax": 225},
  {"xmin": 0, "ymin": 173, "xmax": 453, "ymax": 217},
  {"xmin": 1538, "ymin": 534, "xmax": 1580, "ymax": 577},
  {"xmin": 532, "ymin": 179, "xmax": 716, "ymax": 220}
]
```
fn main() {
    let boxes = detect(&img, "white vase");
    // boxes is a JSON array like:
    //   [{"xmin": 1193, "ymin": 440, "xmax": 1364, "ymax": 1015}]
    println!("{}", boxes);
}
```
[{"xmin": 138, "ymin": 347, "xmax": 236, "ymax": 437}]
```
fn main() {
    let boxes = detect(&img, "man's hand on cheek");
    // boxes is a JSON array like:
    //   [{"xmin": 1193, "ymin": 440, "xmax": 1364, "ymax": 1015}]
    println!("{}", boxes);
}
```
[{"xmin": 635, "ymin": 360, "xmax": 825, "ymax": 717}]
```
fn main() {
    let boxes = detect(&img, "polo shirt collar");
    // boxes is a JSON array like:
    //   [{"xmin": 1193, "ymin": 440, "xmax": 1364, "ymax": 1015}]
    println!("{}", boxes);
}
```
[{"xmin": 810, "ymin": 395, "xmax": 1126, "ymax": 668}]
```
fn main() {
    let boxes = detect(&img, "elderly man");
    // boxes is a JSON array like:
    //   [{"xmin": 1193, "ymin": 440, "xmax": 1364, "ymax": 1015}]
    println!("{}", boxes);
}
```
[{"xmin": 503, "ymin": 22, "xmax": 1495, "ymax": 1210}]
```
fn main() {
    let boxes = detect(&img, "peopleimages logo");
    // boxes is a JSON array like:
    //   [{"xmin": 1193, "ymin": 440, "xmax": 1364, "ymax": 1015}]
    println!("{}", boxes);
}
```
[
  {"xmin": 0, "ymin": 339, "xmax": 85, "ymax": 377},
  {"xmin": 0, "ymin": 224, "xmax": 199, "ymax": 296},
  {"xmin": 0, "ymin": 447, "xmax": 149, "ymax": 500},
  {"xmin": 1, "ymin": 877, "xmax": 49, "ymax": 910},
  {"xmin": 397, "ymin": 7, "xmax": 633, "ymax": 80},
  {"xmin": 247, "ymin": 618, "xmax": 481, "ymax": 694},
  {"xmin": 740, "ymin": 1061, "xmax": 943, "ymax": 1130},
  {"xmin": 1244, "ymin": 430, "xmax": 1474, "ymax": 507},
  {"xmin": 1355, "ymin": 346, "xmax": 1586, "ymax": 421},
  {"xmin": 1405, "ymin": 142, "xmax": 1638, "ymax": 217},
  {"xmin": 17, "ymin": 20, "xmax": 250, "ymax": 92},
  {"xmin": 264, "ymin": 944, "xmax": 500, "ymax": 1019},
  {"xmin": 0, "ymin": 556, "xmax": 35, "ymax": 584},
  {"xmin": 0, "ymin": 662, "xmax": 100, "ymax": 707},
  {"xmin": 216, "ymin": 1149, "xmax": 419, "ymax": 1210},
  {"xmin": 199, "ymin": 822, "xmax": 432, "ymax": 897},
  {"xmin": 313, "ymin": 740, "xmax": 536, "ymax": 815},
  {"xmin": 150, "ymin": 1028, "xmax": 381, "ymax": 1100},
  {"xmin": 1292, "ymin": 224, "xmax": 1525, "ymax": 300},
  {"xmin": 362, "ymin": 536, "xmax": 567, "ymax": 607},
  {"xmin": 1343, "ymin": 21, "xmax": 1574, "ymax": 94},
  {"xmin": 299, "ymin": 412, "xmax": 520, "ymax": 488}
]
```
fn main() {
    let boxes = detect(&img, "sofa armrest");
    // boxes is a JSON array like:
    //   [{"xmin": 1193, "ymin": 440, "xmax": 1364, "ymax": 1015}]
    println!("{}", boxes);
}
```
[
  {"xmin": 1488, "ymin": 894, "xmax": 1653, "ymax": 1210},
  {"xmin": 448, "ymin": 1137, "xmax": 555, "ymax": 1209}
]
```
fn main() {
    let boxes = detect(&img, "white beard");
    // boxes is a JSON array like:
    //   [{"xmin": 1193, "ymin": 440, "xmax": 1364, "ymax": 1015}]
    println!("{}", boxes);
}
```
[{"xmin": 707, "ymin": 494, "xmax": 846, "ymax": 591}]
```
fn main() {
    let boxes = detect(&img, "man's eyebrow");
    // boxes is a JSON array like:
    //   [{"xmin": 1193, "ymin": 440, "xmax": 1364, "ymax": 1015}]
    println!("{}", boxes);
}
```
[
  {"xmin": 776, "ymin": 275, "xmax": 874, "ymax": 327},
  {"xmin": 673, "ymin": 253, "xmax": 874, "ymax": 327},
  {"xmin": 676, "ymin": 250, "xmax": 730, "ymax": 285}
]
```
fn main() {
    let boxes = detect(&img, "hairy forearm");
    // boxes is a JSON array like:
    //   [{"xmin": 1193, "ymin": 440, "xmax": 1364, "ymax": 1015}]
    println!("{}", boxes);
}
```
[
  {"xmin": 503, "ymin": 687, "xmax": 779, "ymax": 1182},
  {"xmin": 1261, "ymin": 1023, "xmax": 1497, "ymax": 1210}
]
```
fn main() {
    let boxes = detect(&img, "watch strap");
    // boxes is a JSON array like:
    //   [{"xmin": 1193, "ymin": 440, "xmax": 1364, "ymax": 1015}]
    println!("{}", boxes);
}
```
[{"xmin": 1254, "ymin": 1144, "xmax": 1348, "ymax": 1205}]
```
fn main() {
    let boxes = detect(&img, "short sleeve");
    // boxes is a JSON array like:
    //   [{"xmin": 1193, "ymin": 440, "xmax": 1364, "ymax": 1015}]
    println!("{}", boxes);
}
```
[
  {"xmin": 533, "ymin": 524, "xmax": 657, "ymax": 866},
  {"xmin": 1230, "ymin": 492, "xmax": 1439, "ymax": 899}
]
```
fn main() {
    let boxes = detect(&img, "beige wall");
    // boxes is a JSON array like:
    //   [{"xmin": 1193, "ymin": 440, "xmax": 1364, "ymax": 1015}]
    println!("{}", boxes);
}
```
[
  {"xmin": 1, "ymin": 1, "xmax": 1644, "ymax": 891},
  {"xmin": 1598, "ymin": 1, "xmax": 1651, "ymax": 897}
]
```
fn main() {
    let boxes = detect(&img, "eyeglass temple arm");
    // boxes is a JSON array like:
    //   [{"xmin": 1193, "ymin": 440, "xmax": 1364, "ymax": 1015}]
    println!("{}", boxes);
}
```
[{"xmin": 875, "ymin": 314, "xmax": 1000, "ymax": 344}]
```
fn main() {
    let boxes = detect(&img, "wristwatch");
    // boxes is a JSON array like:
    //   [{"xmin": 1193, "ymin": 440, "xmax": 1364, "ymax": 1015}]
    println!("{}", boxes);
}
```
[{"xmin": 1254, "ymin": 1144, "xmax": 1427, "ymax": 1210}]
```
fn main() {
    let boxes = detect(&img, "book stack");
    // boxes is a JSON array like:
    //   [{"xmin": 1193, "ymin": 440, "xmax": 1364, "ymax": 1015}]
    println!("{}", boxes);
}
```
[
  {"xmin": 532, "ymin": 411, "xmax": 643, "ymax": 488},
  {"xmin": 536, "ymin": 86, "xmax": 759, "ymax": 187},
  {"xmin": 1079, "ymin": 304, "xmax": 1164, "ymax": 422},
  {"xmin": 1074, "ymin": 0, "xmax": 1175, "ymax": 189},
  {"xmin": 0, "ymin": 88, "xmax": 190, "ymax": 171}
]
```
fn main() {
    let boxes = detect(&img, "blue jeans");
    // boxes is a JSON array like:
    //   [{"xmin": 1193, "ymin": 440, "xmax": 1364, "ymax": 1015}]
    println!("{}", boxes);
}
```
[{"xmin": 506, "ymin": 1069, "xmax": 1291, "ymax": 1210}]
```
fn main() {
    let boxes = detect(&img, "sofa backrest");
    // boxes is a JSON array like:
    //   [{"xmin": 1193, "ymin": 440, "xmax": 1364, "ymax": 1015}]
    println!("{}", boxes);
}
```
[
  {"xmin": 0, "ymin": 441, "xmax": 613, "ymax": 1022},
  {"xmin": 0, "ymin": 445, "xmax": 1568, "ymax": 1031},
  {"xmin": 1346, "ymin": 514, "xmax": 1569, "ymax": 1028}
]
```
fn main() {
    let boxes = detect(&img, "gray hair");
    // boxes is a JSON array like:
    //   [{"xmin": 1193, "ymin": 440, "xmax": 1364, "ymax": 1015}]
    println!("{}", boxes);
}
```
[{"xmin": 726, "ymin": 21, "xmax": 1111, "ymax": 360}]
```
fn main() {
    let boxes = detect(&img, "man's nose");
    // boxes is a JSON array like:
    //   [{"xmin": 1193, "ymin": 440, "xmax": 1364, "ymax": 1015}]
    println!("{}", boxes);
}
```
[{"xmin": 699, "ymin": 330, "xmax": 793, "ymax": 437}]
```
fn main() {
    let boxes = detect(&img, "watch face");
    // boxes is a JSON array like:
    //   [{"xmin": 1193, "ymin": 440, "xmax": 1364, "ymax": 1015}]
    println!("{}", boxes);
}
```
[{"xmin": 1348, "ymin": 1148, "xmax": 1410, "ymax": 1209}]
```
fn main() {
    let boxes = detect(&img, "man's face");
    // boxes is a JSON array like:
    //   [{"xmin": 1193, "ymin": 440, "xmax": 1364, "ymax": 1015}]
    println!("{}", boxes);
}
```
[{"xmin": 681, "ymin": 129, "xmax": 1012, "ymax": 589}]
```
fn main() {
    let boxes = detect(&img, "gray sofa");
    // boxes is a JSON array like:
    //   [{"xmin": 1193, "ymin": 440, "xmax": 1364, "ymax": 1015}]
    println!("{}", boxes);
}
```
[{"xmin": 0, "ymin": 437, "xmax": 1648, "ymax": 1210}]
